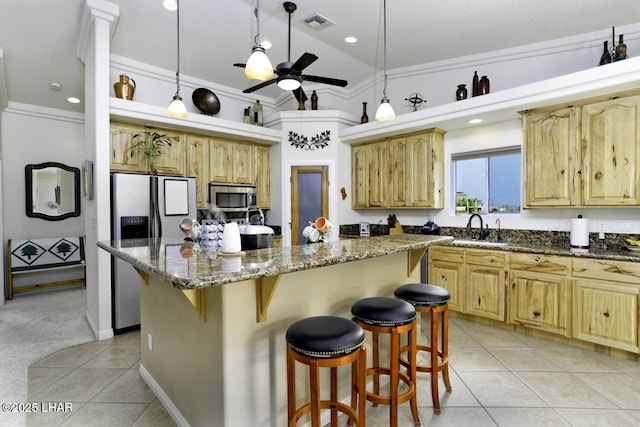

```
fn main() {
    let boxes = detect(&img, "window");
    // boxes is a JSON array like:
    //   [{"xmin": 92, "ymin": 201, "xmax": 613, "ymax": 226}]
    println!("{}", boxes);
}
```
[{"xmin": 453, "ymin": 148, "xmax": 521, "ymax": 215}]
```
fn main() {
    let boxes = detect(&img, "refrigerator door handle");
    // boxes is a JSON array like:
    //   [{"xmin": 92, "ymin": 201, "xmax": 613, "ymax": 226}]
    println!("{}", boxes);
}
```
[{"xmin": 150, "ymin": 176, "xmax": 162, "ymax": 239}]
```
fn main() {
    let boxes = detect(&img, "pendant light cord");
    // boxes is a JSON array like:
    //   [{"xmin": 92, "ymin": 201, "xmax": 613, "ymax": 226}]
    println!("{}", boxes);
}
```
[
  {"xmin": 174, "ymin": 0, "xmax": 181, "ymax": 97},
  {"xmin": 253, "ymin": 0, "xmax": 261, "ymax": 46},
  {"xmin": 382, "ymin": 0, "xmax": 388, "ymax": 99}
]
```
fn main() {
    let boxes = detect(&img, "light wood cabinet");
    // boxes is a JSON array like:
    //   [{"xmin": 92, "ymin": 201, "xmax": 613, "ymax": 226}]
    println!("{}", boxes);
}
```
[
  {"xmin": 522, "ymin": 91, "xmax": 640, "ymax": 207},
  {"xmin": 209, "ymin": 139, "xmax": 255, "ymax": 184},
  {"xmin": 509, "ymin": 253, "xmax": 571, "ymax": 336},
  {"xmin": 352, "ymin": 128, "xmax": 445, "ymax": 209},
  {"xmin": 351, "ymin": 141, "xmax": 387, "ymax": 208},
  {"xmin": 581, "ymin": 95, "xmax": 640, "ymax": 206},
  {"xmin": 254, "ymin": 145, "xmax": 271, "ymax": 209},
  {"xmin": 464, "ymin": 249, "xmax": 507, "ymax": 322},
  {"xmin": 428, "ymin": 247, "xmax": 464, "ymax": 312},
  {"xmin": 185, "ymin": 134, "xmax": 210, "ymax": 209},
  {"xmin": 153, "ymin": 129, "xmax": 185, "ymax": 176},
  {"xmin": 110, "ymin": 123, "xmax": 145, "ymax": 173}
]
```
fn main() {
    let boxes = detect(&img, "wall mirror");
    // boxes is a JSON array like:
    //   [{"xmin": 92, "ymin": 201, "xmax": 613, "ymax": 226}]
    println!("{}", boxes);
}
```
[{"xmin": 25, "ymin": 162, "xmax": 81, "ymax": 221}]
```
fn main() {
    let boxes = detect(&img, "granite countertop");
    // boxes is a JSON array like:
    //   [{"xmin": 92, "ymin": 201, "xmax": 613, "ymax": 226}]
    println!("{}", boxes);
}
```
[
  {"xmin": 449, "ymin": 239, "xmax": 640, "ymax": 262},
  {"xmin": 97, "ymin": 234, "xmax": 453, "ymax": 290}
]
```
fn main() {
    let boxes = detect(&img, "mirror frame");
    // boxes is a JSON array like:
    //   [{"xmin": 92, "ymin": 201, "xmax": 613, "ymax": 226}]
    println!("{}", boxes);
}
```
[{"xmin": 25, "ymin": 162, "xmax": 81, "ymax": 221}]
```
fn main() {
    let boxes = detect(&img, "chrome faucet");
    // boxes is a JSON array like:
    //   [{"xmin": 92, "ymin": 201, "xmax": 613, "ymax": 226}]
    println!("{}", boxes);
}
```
[
  {"xmin": 467, "ymin": 213, "xmax": 490, "ymax": 240},
  {"xmin": 495, "ymin": 218, "xmax": 501, "ymax": 241}
]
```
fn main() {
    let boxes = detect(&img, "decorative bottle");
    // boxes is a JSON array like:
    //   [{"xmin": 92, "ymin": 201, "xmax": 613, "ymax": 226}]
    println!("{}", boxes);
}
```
[
  {"xmin": 298, "ymin": 99, "xmax": 306, "ymax": 110},
  {"xmin": 361, "ymin": 102, "xmax": 369, "ymax": 123},
  {"xmin": 472, "ymin": 71, "xmax": 479, "ymax": 97},
  {"xmin": 479, "ymin": 75, "xmax": 490, "ymax": 95},
  {"xmin": 310, "ymin": 90, "xmax": 318, "ymax": 110},
  {"xmin": 599, "ymin": 41, "xmax": 612, "ymax": 65},
  {"xmin": 615, "ymin": 34, "xmax": 627, "ymax": 61},
  {"xmin": 243, "ymin": 108, "xmax": 251, "ymax": 124},
  {"xmin": 254, "ymin": 100, "xmax": 263, "ymax": 126},
  {"xmin": 456, "ymin": 84, "xmax": 468, "ymax": 101}
]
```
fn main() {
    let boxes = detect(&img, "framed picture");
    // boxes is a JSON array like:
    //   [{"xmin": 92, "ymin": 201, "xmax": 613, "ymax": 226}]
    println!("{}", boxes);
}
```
[{"xmin": 81, "ymin": 160, "xmax": 94, "ymax": 201}]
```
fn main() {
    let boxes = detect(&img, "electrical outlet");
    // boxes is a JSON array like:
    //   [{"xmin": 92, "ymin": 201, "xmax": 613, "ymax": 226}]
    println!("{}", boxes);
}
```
[{"xmin": 148, "ymin": 333, "xmax": 153, "ymax": 352}]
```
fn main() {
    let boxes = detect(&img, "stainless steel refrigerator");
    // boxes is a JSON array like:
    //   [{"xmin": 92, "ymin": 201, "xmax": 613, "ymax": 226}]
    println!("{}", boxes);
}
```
[{"xmin": 111, "ymin": 172, "xmax": 197, "ymax": 333}]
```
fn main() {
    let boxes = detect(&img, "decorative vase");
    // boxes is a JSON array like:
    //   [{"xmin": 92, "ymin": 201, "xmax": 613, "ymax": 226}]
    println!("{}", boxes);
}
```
[
  {"xmin": 298, "ymin": 100, "xmax": 306, "ymax": 110},
  {"xmin": 456, "ymin": 84, "xmax": 468, "ymax": 101},
  {"xmin": 361, "ymin": 102, "xmax": 369, "ymax": 123},
  {"xmin": 614, "ymin": 34, "xmax": 627, "ymax": 61},
  {"xmin": 113, "ymin": 74, "xmax": 136, "ymax": 100},
  {"xmin": 311, "ymin": 90, "xmax": 318, "ymax": 110},
  {"xmin": 599, "ymin": 40, "xmax": 612, "ymax": 65},
  {"xmin": 472, "ymin": 71, "xmax": 479, "ymax": 97},
  {"xmin": 479, "ymin": 75, "xmax": 490, "ymax": 95}
]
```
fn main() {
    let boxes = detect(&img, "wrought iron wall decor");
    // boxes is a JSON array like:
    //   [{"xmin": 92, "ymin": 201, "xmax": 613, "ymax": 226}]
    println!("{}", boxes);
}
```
[{"xmin": 288, "ymin": 130, "xmax": 331, "ymax": 150}]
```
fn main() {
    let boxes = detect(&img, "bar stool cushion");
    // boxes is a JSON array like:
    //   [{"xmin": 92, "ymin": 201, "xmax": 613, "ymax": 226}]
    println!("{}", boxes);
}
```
[
  {"xmin": 394, "ymin": 283, "xmax": 451, "ymax": 307},
  {"xmin": 286, "ymin": 315, "xmax": 365, "ymax": 358},
  {"xmin": 351, "ymin": 297, "xmax": 416, "ymax": 326}
]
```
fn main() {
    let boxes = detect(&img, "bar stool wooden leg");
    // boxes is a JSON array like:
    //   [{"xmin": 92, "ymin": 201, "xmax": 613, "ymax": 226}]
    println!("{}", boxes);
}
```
[
  {"xmin": 330, "ymin": 367, "xmax": 338, "ymax": 426},
  {"xmin": 442, "ymin": 307, "xmax": 452, "ymax": 392},
  {"xmin": 287, "ymin": 347, "xmax": 296, "ymax": 425},
  {"xmin": 310, "ymin": 359, "xmax": 320, "ymax": 427}
]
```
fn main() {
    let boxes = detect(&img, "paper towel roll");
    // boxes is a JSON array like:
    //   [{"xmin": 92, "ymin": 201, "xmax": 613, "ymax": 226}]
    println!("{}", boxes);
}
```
[{"xmin": 570, "ymin": 217, "xmax": 589, "ymax": 248}]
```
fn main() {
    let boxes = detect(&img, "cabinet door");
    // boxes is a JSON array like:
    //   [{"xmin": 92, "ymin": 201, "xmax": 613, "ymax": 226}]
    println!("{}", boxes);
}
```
[
  {"xmin": 233, "ymin": 142, "xmax": 255, "ymax": 184},
  {"xmin": 351, "ymin": 145, "xmax": 369, "ymax": 208},
  {"xmin": 209, "ymin": 139, "xmax": 233, "ymax": 183},
  {"xmin": 110, "ymin": 123, "xmax": 145, "ymax": 173},
  {"xmin": 254, "ymin": 145, "xmax": 271, "ymax": 209},
  {"xmin": 582, "ymin": 95, "xmax": 640, "ymax": 206},
  {"xmin": 368, "ymin": 141, "xmax": 388, "ymax": 207},
  {"xmin": 185, "ymin": 135, "xmax": 210, "ymax": 209},
  {"xmin": 407, "ymin": 130, "xmax": 444, "ymax": 208},
  {"xmin": 429, "ymin": 260, "xmax": 463, "ymax": 312},
  {"xmin": 465, "ymin": 265, "xmax": 506, "ymax": 321},
  {"xmin": 572, "ymin": 279, "xmax": 639, "ymax": 353},
  {"xmin": 509, "ymin": 270, "xmax": 570, "ymax": 336},
  {"xmin": 388, "ymin": 137, "xmax": 407, "ymax": 207},
  {"xmin": 523, "ymin": 108, "xmax": 578, "ymax": 206},
  {"xmin": 154, "ymin": 129, "xmax": 185, "ymax": 176}
]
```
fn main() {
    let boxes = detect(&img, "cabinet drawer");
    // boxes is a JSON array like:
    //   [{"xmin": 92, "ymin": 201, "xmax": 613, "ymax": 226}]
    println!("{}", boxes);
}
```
[
  {"xmin": 466, "ymin": 249, "xmax": 506, "ymax": 268},
  {"xmin": 429, "ymin": 247, "xmax": 464, "ymax": 263},
  {"xmin": 510, "ymin": 253, "xmax": 570, "ymax": 275},
  {"xmin": 572, "ymin": 258, "xmax": 640, "ymax": 284}
]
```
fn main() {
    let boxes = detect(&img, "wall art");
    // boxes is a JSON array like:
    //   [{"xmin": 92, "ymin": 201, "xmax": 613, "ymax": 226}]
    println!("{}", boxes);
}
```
[{"xmin": 289, "ymin": 130, "xmax": 331, "ymax": 150}]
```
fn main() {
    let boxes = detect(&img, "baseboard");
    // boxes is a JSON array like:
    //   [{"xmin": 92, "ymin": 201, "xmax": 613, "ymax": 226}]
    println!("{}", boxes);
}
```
[
  {"xmin": 139, "ymin": 364, "xmax": 190, "ymax": 427},
  {"xmin": 85, "ymin": 310, "xmax": 114, "ymax": 341}
]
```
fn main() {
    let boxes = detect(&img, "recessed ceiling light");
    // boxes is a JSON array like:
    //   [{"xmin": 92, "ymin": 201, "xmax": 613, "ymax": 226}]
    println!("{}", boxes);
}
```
[
  {"xmin": 468, "ymin": 118, "xmax": 483, "ymax": 124},
  {"xmin": 67, "ymin": 97, "xmax": 81, "ymax": 104},
  {"xmin": 345, "ymin": 36, "xmax": 357, "ymax": 44},
  {"xmin": 50, "ymin": 82, "xmax": 62, "ymax": 91},
  {"xmin": 162, "ymin": 0, "xmax": 177, "ymax": 11},
  {"xmin": 262, "ymin": 40, "xmax": 272, "ymax": 50}
]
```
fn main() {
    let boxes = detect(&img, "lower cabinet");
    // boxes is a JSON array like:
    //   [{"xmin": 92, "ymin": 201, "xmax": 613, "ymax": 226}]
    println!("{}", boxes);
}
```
[
  {"xmin": 428, "ymin": 247, "xmax": 464, "ymax": 312},
  {"xmin": 464, "ymin": 249, "xmax": 507, "ymax": 322}
]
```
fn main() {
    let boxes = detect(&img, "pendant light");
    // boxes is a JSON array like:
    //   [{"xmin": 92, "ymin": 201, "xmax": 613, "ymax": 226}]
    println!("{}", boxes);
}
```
[
  {"xmin": 167, "ymin": 0, "xmax": 187, "ymax": 118},
  {"xmin": 375, "ymin": 0, "xmax": 395, "ymax": 121},
  {"xmin": 245, "ymin": 0, "xmax": 274, "ymax": 81}
]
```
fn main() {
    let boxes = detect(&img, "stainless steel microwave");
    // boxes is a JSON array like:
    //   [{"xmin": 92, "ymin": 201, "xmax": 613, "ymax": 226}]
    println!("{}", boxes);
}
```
[{"xmin": 208, "ymin": 183, "xmax": 257, "ymax": 212}]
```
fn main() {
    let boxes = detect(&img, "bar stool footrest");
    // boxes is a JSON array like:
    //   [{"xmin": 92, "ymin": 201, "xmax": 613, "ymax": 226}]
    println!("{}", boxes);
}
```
[{"xmin": 364, "ymin": 367, "xmax": 416, "ymax": 406}]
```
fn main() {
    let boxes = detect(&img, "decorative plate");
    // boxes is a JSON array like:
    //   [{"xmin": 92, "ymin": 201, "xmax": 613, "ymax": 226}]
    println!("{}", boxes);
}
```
[{"xmin": 192, "ymin": 88, "xmax": 220, "ymax": 115}]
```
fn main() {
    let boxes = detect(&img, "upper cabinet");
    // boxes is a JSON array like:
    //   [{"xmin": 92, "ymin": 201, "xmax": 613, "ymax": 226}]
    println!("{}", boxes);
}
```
[
  {"xmin": 254, "ymin": 145, "xmax": 271, "ymax": 209},
  {"xmin": 185, "ymin": 134, "xmax": 210, "ymax": 209},
  {"xmin": 210, "ymin": 139, "xmax": 254, "ymax": 185},
  {"xmin": 351, "ymin": 128, "xmax": 445, "ymax": 209},
  {"xmin": 522, "ymin": 91, "xmax": 640, "ymax": 207}
]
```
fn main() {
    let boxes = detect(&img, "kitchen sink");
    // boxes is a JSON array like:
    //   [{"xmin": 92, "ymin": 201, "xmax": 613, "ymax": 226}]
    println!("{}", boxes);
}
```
[{"xmin": 453, "ymin": 239, "xmax": 509, "ymax": 247}]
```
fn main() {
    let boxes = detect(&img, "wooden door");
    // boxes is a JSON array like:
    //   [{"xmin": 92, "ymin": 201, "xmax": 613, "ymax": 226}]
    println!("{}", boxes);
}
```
[
  {"xmin": 154, "ymin": 129, "xmax": 186, "ymax": 176},
  {"xmin": 429, "ymin": 260, "xmax": 463, "ymax": 312},
  {"xmin": 291, "ymin": 165, "xmax": 329, "ymax": 245},
  {"xmin": 464, "ymin": 249, "xmax": 506, "ymax": 321},
  {"xmin": 388, "ymin": 136, "xmax": 407, "ymax": 207},
  {"xmin": 109, "ymin": 123, "xmax": 145, "ymax": 173},
  {"xmin": 254, "ymin": 145, "xmax": 271, "ymax": 209},
  {"xmin": 209, "ymin": 139, "xmax": 233, "ymax": 183},
  {"xmin": 351, "ymin": 145, "xmax": 369, "ymax": 208},
  {"xmin": 185, "ymin": 135, "xmax": 210, "ymax": 208},
  {"xmin": 523, "ymin": 108, "xmax": 578, "ymax": 206},
  {"xmin": 368, "ymin": 141, "xmax": 388, "ymax": 208},
  {"xmin": 232, "ymin": 142, "xmax": 255, "ymax": 184},
  {"xmin": 582, "ymin": 95, "xmax": 640, "ymax": 206}
]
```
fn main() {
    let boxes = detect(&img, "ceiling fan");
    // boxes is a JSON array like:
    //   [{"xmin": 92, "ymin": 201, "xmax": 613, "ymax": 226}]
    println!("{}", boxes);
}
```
[{"xmin": 234, "ymin": 1, "xmax": 348, "ymax": 103}]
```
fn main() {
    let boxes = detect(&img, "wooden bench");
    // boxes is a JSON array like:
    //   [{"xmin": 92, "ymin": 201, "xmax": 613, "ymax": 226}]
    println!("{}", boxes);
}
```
[{"xmin": 7, "ymin": 236, "xmax": 86, "ymax": 299}]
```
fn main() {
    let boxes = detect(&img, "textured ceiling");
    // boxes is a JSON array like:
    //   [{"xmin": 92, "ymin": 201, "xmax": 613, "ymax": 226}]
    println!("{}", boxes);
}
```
[{"xmin": 1, "ymin": 0, "xmax": 639, "ymax": 114}]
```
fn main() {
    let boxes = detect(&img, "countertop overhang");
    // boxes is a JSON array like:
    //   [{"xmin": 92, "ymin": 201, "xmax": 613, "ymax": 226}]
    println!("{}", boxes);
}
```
[{"xmin": 98, "ymin": 234, "xmax": 453, "ymax": 290}]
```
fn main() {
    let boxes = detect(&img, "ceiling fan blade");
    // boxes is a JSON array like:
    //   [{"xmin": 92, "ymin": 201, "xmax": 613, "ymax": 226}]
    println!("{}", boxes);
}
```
[
  {"xmin": 291, "ymin": 53, "xmax": 318, "ymax": 72},
  {"xmin": 292, "ymin": 87, "xmax": 307, "ymax": 103},
  {"xmin": 242, "ymin": 79, "xmax": 277, "ymax": 93},
  {"xmin": 302, "ymin": 75, "xmax": 348, "ymax": 87},
  {"xmin": 233, "ymin": 63, "xmax": 247, "ymax": 68}
]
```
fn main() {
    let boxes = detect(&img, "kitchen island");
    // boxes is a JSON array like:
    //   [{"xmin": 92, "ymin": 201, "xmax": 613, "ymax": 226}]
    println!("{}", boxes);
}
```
[{"xmin": 98, "ymin": 234, "xmax": 452, "ymax": 427}]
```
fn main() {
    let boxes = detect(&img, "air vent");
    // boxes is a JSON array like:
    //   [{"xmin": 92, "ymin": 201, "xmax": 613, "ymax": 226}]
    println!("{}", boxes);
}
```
[{"xmin": 303, "ymin": 13, "xmax": 336, "ymax": 30}]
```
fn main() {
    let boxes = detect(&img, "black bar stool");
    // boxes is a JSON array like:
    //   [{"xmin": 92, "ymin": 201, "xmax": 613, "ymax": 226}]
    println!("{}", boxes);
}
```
[
  {"xmin": 351, "ymin": 297, "xmax": 420, "ymax": 427},
  {"xmin": 394, "ymin": 283, "xmax": 452, "ymax": 413},
  {"xmin": 286, "ymin": 315, "xmax": 367, "ymax": 427}
]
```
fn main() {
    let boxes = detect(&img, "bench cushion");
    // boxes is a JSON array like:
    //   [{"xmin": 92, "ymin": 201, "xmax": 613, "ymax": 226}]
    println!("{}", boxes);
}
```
[{"xmin": 10, "ymin": 237, "xmax": 85, "ymax": 272}]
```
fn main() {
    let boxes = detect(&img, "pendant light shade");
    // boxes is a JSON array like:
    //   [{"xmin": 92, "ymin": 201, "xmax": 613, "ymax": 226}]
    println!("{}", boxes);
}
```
[
  {"xmin": 245, "ymin": 0, "xmax": 274, "ymax": 81},
  {"xmin": 167, "ymin": 0, "xmax": 187, "ymax": 118},
  {"xmin": 162, "ymin": 0, "xmax": 177, "ymax": 11},
  {"xmin": 376, "ymin": 0, "xmax": 394, "ymax": 122}
]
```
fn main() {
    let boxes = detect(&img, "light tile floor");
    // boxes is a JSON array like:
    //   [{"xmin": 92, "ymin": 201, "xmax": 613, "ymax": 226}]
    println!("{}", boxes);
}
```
[{"xmin": 24, "ymin": 316, "xmax": 640, "ymax": 426}]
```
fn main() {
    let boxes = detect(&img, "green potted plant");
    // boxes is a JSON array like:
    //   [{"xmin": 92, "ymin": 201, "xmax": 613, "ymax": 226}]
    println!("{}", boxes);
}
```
[{"xmin": 129, "ymin": 127, "xmax": 172, "ymax": 174}]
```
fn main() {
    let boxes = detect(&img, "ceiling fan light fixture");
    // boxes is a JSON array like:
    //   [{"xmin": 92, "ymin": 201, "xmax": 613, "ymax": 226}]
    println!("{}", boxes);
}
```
[
  {"xmin": 375, "ymin": 97, "xmax": 395, "ymax": 121},
  {"xmin": 277, "ymin": 75, "xmax": 301, "ymax": 90},
  {"xmin": 245, "ymin": 45, "xmax": 274, "ymax": 80}
]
